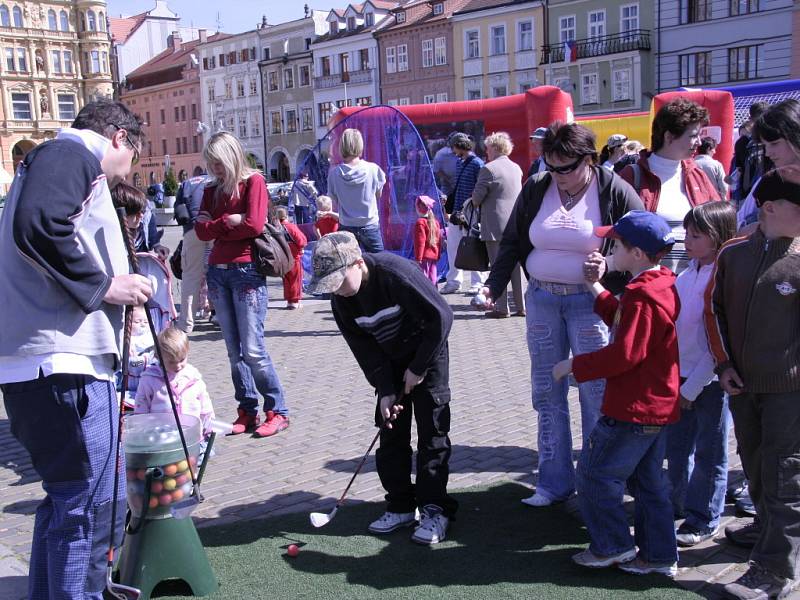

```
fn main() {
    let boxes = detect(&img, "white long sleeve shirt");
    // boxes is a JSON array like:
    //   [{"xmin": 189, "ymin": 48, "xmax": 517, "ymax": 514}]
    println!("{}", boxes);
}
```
[{"xmin": 675, "ymin": 259, "xmax": 717, "ymax": 401}]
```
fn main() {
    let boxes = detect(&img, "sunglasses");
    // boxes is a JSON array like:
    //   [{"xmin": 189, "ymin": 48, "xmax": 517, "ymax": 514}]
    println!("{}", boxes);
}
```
[
  {"xmin": 544, "ymin": 156, "xmax": 586, "ymax": 174},
  {"xmin": 110, "ymin": 124, "xmax": 140, "ymax": 166}
]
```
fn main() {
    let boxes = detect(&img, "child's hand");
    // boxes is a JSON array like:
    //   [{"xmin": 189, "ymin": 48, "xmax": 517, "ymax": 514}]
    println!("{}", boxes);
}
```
[
  {"xmin": 583, "ymin": 252, "xmax": 606, "ymax": 282},
  {"xmin": 379, "ymin": 394, "xmax": 404, "ymax": 428},
  {"xmin": 552, "ymin": 359, "xmax": 573, "ymax": 381},
  {"xmin": 403, "ymin": 368, "xmax": 425, "ymax": 394},
  {"xmin": 223, "ymin": 213, "xmax": 244, "ymax": 227},
  {"xmin": 720, "ymin": 367, "xmax": 745, "ymax": 395}
]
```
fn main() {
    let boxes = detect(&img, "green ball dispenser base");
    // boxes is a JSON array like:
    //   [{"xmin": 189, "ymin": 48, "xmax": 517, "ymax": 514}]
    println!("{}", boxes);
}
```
[{"xmin": 116, "ymin": 516, "xmax": 218, "ymax": 600}]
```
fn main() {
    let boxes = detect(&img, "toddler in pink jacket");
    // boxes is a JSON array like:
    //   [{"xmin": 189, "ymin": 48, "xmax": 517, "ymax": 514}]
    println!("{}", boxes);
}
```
[{"xmin": 135, "ymin": 327, "xmax": 215, "ymax": 441}]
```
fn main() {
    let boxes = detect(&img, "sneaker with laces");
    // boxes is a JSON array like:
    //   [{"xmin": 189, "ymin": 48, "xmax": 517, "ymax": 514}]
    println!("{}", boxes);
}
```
[
  {"xmin": 676, "ymin": 523, "xmax": 719, "ymax": 547},
  {"xmin": 367, "ymin": 511, "xmax": 416, "ymax": 534},
  {"xmin": 439, "ymin": 282, "xmax": 461, "ymax": 294},
  {"xmin": 230, "ymin": 409, "xmax": 260, "ymax": 435},
  {"xmin": 467, "ymin": 284, "xmax": 483, "ymax": 294},
  {"xmin": 412, "ymin": 505, "xmax": 449, "ymax": 545},
  {"xmin": 572, "ymin": 548, "xmax": 637, "ymax": 568},
  {"xmin": 723, "ymin": 562, "xmax": 798, "ymax": 600},
  {"xmin": 725, "ymin": 520, "xmax": 762, "ymax": 549},
  {"xmin": 253, "ymin": 410, "xmax": 289, "ymax": 438},
  {"xmin": 521, "ymin": 492, "xmax": 553, "ymax": 507},
  {"xmin": 618, "ymin": 557, "xmax": 678, "ymax": 577}
]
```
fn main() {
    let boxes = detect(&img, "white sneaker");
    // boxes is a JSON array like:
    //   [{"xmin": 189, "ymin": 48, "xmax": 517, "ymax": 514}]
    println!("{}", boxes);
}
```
[
  {"xmin": 467, "ymin": 284, "xmax": 483, "ymax": 294},
  {"xmin": 411, "ymin": 505, "xmax": 449, "ymax": 545},
  {"xmin": 439, "ymin": 282, "xmax": 461, "ymax": 294},
  {"xmin": 368, "ymin": 511, "xmax": 416, "ymax": 534},
  {"xmin": 521, "ymin": 492, "xmax": 553, "ymax": 507}
]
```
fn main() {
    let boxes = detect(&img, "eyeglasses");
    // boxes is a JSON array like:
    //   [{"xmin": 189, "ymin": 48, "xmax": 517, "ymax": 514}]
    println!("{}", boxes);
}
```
[
  {"xmin": 544, "ymin": 156, "xmax": 585, "ymax": 174},
  {"xmin": 110, "ymin": 124, "xmax": 140, "ymax": 166}
]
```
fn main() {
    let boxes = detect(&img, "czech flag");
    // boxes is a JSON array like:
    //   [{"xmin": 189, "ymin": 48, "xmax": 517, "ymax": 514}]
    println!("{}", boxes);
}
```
[{"xmin": 563, "ymin": 40, "xmax": 578, "ymax": 63}]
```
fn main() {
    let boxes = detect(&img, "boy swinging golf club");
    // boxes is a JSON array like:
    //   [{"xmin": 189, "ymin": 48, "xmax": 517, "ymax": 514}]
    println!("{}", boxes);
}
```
[{"xmin": 307, "ymin": 232, "xmax": 457, "ymax": 544}]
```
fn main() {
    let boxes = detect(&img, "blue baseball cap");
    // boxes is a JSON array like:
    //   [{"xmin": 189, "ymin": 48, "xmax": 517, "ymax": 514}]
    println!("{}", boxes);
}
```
[{"xmin": 594, "ymin": 210, "xmax": 675, "ymax": 255}]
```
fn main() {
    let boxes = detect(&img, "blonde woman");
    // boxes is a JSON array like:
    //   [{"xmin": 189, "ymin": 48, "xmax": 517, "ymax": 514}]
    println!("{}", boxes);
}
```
[
  {"xmin": 327, "ymin": 128, "xmax": 387, "ymax": 252},
  {"xmin": 195, "ymin": 132, "xmax": 289, "ymax": 438}
]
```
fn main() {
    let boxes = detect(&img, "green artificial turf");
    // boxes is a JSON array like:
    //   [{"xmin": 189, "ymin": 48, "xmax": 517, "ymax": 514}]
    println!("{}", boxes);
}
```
[{"xmin": 151, "ymin": 481, "xmax": 700, "ymax": 599}]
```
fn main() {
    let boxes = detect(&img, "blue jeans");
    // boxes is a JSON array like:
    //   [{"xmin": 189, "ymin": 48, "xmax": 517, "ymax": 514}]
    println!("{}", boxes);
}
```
[
  {"xmin": 207, "ymin": 263, "xmax": 288, "ymax": 416},
  {"xmin": 525, "ymin": 283, "xmax": 608, "ymax": 501},
  {"xmin": 340, "ymin": 223, "xmax": 384, "ymax": 253},
  {"xmin": 666, "ymin": 381, "xmax": 730, "ymax": 531},
  {"xmin": 577, "ymin": 416, "xmax": 678, "ymax": 563},
  {"xmin": 2, "ymin": 374, "xmax": 126, "ymax": 600}
]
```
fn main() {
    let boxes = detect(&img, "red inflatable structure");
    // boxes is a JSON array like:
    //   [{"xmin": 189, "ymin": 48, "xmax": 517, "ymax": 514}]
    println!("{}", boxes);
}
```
[{"xmin": 337, "ymin": 86, "xmax": 574, "ymax": 172}]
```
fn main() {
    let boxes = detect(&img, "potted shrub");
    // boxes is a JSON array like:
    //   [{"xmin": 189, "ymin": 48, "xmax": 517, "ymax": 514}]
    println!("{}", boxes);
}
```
[{"xmin": 162, "ymin": 169, "xmax": 178, "ymax": 208}]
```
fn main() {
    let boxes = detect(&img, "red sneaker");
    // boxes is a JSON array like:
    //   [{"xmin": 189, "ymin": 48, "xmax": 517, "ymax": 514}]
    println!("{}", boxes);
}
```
[
  {"xmin": 253, "ymin": 410, "xmax": 289, "ymax": 438},
  {"xmin": 230, "ymin": 409, "xmax": 260, "ymax": 435}
]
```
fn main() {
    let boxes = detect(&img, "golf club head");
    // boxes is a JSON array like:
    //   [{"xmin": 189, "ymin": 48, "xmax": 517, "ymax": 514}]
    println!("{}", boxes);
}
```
[
  {"xmin": 309, "ymin": 506, "xmax": 336, "ymax": 528},
  {"xmin": 107, "ymin": 569, "xmax": 141, "ymax": 600}
]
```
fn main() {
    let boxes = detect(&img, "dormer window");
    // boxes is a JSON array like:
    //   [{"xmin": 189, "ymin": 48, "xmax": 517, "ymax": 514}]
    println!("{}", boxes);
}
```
[
  {"xmin": 396, "ymin": 11, "xmax": 406, "ymax": 23},
  {"xmin": 347, "ymin": 16, "xmax": 356, "ymax": 30},
  {"xmin": 365, "ymin": 12, "xmax": 374, "ymax": 26},
  {"xmin": 433, "ymin": 3, "xmax": 444, "ymax": 16},
  {"xmin": 329, "ymin": 20, "xmax": 338, "ymax": 34}
]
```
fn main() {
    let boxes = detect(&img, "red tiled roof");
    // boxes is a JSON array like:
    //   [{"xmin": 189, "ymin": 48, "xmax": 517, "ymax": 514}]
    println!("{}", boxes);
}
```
[
  {"xmin": 454, "ymin": 0, "xmax": 535, "ymax": 16},
  {"xmin": 367, "ymin": 0, "xmax": 398, "ymax": 8},
  {"xmin": 126, "ymin": 33, "xmax": 230, "ymax": 79},
  {"xmin": 109, "ymin": 12, "xmax": 147, "ymax": 44},
  {"xmin": 381, "ymin": 0, "xmax": 472, "ymax": 30}
]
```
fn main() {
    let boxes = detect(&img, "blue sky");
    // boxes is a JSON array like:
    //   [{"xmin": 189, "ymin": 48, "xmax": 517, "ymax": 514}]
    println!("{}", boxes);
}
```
[{"xmin": 107, "ymin": 1, "xmax": 336, "ymax": 34}]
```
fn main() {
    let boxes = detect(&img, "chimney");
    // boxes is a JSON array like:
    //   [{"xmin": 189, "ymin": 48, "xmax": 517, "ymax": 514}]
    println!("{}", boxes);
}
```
[
  {"xmin": 198, "ymin": 28, "xmax": 207, "ymax": 44},
  {"xmin": 168, "ymin": 30, "xmax": 182, "ymax": 52}
]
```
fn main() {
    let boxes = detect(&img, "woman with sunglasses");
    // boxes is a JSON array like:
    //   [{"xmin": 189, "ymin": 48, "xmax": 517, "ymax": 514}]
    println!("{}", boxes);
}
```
[{"xmin": 479, "ymin": 122, "xmax": 643, "ymax": 507}]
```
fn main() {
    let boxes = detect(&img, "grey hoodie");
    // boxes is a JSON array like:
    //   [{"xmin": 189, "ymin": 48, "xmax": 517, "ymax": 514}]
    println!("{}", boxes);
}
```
[{"xmin": 327, "ymin": 160, "xmax": 386, "ymax": 227}]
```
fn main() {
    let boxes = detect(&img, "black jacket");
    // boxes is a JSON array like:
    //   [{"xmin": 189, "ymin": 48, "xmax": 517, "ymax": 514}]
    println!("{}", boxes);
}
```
[{"xmin": 485, "ymin": 166, "xmax": 644, "ymax": 300}]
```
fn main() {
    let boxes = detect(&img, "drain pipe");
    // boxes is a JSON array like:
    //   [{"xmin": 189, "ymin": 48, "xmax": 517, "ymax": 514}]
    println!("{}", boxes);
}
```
[{"xmin": 656, "ymin": 0, "xmax": 662, "ymax": 94}]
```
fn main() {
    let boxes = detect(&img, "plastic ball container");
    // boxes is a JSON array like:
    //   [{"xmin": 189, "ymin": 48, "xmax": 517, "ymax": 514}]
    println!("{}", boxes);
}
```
[{"xmin": 124, "ymin": 413, "xmax": 201, "ymax": 519}]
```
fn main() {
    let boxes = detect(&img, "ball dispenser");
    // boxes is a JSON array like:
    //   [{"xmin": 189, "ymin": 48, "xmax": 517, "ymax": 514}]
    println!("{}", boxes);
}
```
[{"xmin": 116, "ymin": 413, "xmax": 218, "ymax": 600}]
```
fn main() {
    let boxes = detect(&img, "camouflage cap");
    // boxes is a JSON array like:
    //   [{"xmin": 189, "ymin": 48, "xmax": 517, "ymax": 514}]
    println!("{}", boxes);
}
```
[{"xmin": 306, "ymin": 231, "xmax": 362, "ymax": 294}]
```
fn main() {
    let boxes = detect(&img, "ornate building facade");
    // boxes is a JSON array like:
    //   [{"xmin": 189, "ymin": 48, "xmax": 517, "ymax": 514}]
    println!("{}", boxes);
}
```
[{"xmin": 0, "ymin": 0, "xmax": 113, "ymax": 182}]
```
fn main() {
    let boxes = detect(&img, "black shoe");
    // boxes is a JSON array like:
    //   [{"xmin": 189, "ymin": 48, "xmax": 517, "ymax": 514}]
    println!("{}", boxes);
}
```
[
  {"xmin": 723, "ymin": 562, "xmax": 797, "ymax": 599},
  {"xmin": 725, "ymin": 520, "xmax": 761, "ymax": 549},
  {"xmin": 676, "ymin": 523, "xmax": 719, "ymax": 547}
]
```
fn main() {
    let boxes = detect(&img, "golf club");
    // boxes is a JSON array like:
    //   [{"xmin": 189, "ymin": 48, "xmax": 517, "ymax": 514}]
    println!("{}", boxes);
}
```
[{"xmin": 310, "ymin": 392, "xmax": 405, "ymax": 528}]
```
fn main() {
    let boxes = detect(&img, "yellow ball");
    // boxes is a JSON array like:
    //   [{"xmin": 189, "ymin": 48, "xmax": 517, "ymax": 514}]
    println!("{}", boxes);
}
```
[
  {"xmin": 176, "ymin": 460, "xmax": 189, "ymax": 472},
  {"xmin": 163, "ymin": 477, "xmax": 177, "ymax": 491}
]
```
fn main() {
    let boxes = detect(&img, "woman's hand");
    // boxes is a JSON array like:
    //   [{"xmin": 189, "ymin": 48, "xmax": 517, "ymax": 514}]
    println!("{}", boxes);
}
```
[
  {"xmin": 196, "ymin": 211, "xmax": 211, "ymax": 224},
  {"xmin": 583, "ymin": 251, "xmax": 607, "ymax": 282},
  {"xmin": 552, "ymin": 359, "xmax": 573, "ymax": 382},
  {"xmin": 223, "ymin": 213, "xmax": 244, "ymax": 227},
  {"xmin": 472, "ymin": 286, "xmax": 495, "ymax": 310}
]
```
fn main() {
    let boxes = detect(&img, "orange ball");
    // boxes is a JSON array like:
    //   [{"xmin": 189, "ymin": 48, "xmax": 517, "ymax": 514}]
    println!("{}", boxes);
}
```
[
  {"xmin": 148, "ymin": 497, "xmax": 159, "ymax": 509},
  {"xmin": 171, "ymin": 489, "xmax": 184, "ymax": 502},
  {"xmin": 150, "ymin": 481, "xmax": 163, "ymax": 494},
  {"xmin": 163, "ymin": 464, "xmax": 178, "ymax": 476}
]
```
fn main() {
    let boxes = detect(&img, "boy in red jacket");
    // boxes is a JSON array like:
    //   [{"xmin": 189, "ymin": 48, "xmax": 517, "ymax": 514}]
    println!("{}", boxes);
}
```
[
  {"xmin": 553, "ymin": 210, "xmax": 681, "ymax": 576},
  {"xmin": 276, "ymin": 207, "xmax": 308, "ymax": 309}
]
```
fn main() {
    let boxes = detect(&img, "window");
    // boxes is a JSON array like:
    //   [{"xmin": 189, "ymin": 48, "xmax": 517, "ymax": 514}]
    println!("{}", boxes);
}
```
[
  {"xmin": 397, "ymin": 44, "xmax": 408, "ymax": 71},
  {"xmin": 57, "ymin": 93, "xmax": 76, "ymax": 120},
  {"xmin": 339, "ymin": 52, "xmax": 349, "ymax": 75},
  {"xmin": 398, "ymin": 97, "xmax": 410, "ymax": 105},
  {"xmin": 519, "ymin": 82, "xmax": 533, "ymax": 93},
  {"xmin": 180, "ymin": 106, "xmax": 186, "ymax": 121},
  {"xmin": 365, "ymin": 12, "xmax": 374, "ymax": 26},
  {"xmin": 12, "ymin": 5, "xmax": 22, "ymax": 27},
  {"xmin": 175, "ymin": 138, "xmax": 181, "ymax": 154},
  {"xmin": 359, "ymin": 48, "xmax": 369, "ymax": 70},
  {"xmin": 680, "ymin": 51, "xmax": 711, "ymax": 85},
  {"xmin": 218, "ymin": 53, "xmax": 225, "ymax": 67},
  {"xmin": 48, "ymin": 9, "xmax": 57, "ymax": 30},
  {"xmin": 11, "ymin": 92, "xmax": 31, "ymax": 119},
  {"xmin": 729, "ymin": 45, "xmax": 759, "ymax": 81},
  {"xmin": 491, "ymin": 85, "xmax": 507, "ymax": 98},
  {"xmin": 60, "ymin": 10, "xmax": 69, "ymax": 31},
  {"xmin": 63, "ymin": 50, "xmax": 72, "ymax": 73},
  {"xmin": 98, "ymin": 12, "xmax": 104, "ymax": 31},
  {"xmin": 190, "ymin": 104, "xmax": 196, "ymax": 119},
  {"xmin": 385, "ymin": 46, "xmax": 396, "ymax": 73},
  {"xmin": 237, "ymin": 78, "xmax": 245, "ymax": 96},
  {"xmin": 559, "ymin": 16, "xmax": 576, "ymax": 42},
  {"xmin": 286, "ymin": 108, "xmax": 297, "ymax": 133},
  {"xmin": 224, "ymin": 81, "xmax": 232, "ymax": 99},
  {"xmin": 160, "ymin": 109, "xmax": 165, "ymax": 124},
  {"xmin": 422, "ymin": 39, "xmax": 433, "ymax": 67},
  {"xmin": 466, "ymin": 30, "xmax": 480, "ymax": 59},
  {"xmin": 347, "ymin": 16, "xmax": 356, "ymax": 30},
  {"xmin": 612, "ymin": 68, "xmax": 632, "ymax": 100},
  {"xmin": 588, "ymin": 11, "xmax": 605, "ymax": 39},
  {"xmin": 263, "ymin": 47, "xmax": 270, "ymax": 61},
  {"xmin": 299, "ymin": 65, "xmax": 310, "ymax": 86},
  {"xmin": 321, "ymin": 56, "xmax": 331, "ymax": 76},
  {"xmin": 268, "ymin": 71, "xmax": 278, "ymax": 91},
  {"xmin": 433, "ymin": 2, "xmax": 444, "ymax": 16},
  {"xmin": 730, "ymin": 0, "xmax": 759, "ymax": 16},
  {"xmin": 302, "ymin": 107, "xmax": 313, "ymax": 130},
  {"xmin": 467, "ymin": 89, "xmax": 481, "ymax": 100},
  {"xmin": 162, "ymin": 140, "xmax": 167, "ymax": 155},
  {"xmin": 6, "ymin": 48, "xmax": 15, "ymax": 70},
  {"xmin": 435, "ymin": 37, "xmax": 446, "ymax": 65},
  {"xmin": 396, "ymin": 11, "xmax": 406, "ymax": 24},
  {"xmin": 251, "ymin": 114, "xmax": 260, "ymax": 137},
  {"xmin": 0, "ymin": 6, "xmax": 8, "ymax": 27},
  {"xmin": 16, "ymin": 47, "xmax": 26, "ymax": 71},
  {"xmin": 207, "ymin": 82, "xmax": 215, "ymax": 101},
  {"xmin": 424, "ymin": 94, "xmax": 435, "ymax": 103},
  {"xmin": 249, "ymin": 77, "xmax": 257, "ymax": 95},
  {"xmin": 621, "ymin": 4, "xmax": 639, "ymax": 34},
  {"xmin": 101, "ymin": 51, "xmax": 108, "ymax": 73},
  {"xmin": 681, "ymin": 0, "xmax": 712, "ymax": 23},
  {"xmin": 387, "ymin": 99, "xmax": 398, "ymax": 106},
  {"xmin": 192, "ymin": 136, "xmax": 198, "ymax": 153},
  {"xmin": 319, "ymin": 101, "xmax": 333, "ymax": 125},
  {"xmin": 88, "ymin": 50, "xmax": 99, "ymax": 73},
  {"xmin": 51, "ymin": 50, "xmax": 61, "ymax": 73},
  {"xmin": 329, "ymin": 20, "xmax": 338, "ymax": 35},
  {"xmin": 490, "ymin": 25, "xmax": 506, "ymax": 55},
  {"xmin": 238, "ymin": 114, "xmax": 247, "ymax": 138},
  {"xmin": 271, "ymin": 111, "xmax": 282, "ymax": 134},
  {"xmin": 436, "ymin": 92, "xmax": 448, "ymax": 102},
  {"xmin": 174, "ymin": 106, "xmax": 180, "ymax": 121},
  {"xmin": 87, "ymin": 10, "xmax": 96, "ymax": 31},
  {"xmin": 518, "ymin": 21, "xmax": 533, "ymax": 51},
  {"xmin": 581, "ymin": 73, "xmax": 599, "ymax": 104}
]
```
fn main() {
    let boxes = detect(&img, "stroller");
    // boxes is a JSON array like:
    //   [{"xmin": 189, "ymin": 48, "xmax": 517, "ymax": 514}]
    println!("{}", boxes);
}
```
[{"xmin": 118, "ymin": 252, "xmax": 178, "ymax": 410}]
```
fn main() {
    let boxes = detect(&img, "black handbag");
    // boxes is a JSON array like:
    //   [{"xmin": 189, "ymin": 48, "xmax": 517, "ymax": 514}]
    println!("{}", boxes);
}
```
[
  {"xmin": 169, "ymin": 240, "xmax": 183, "ymax": 280},
  {"xmin": 454, "ymin": 206, "xmax": 489, "ymax": 271}
]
